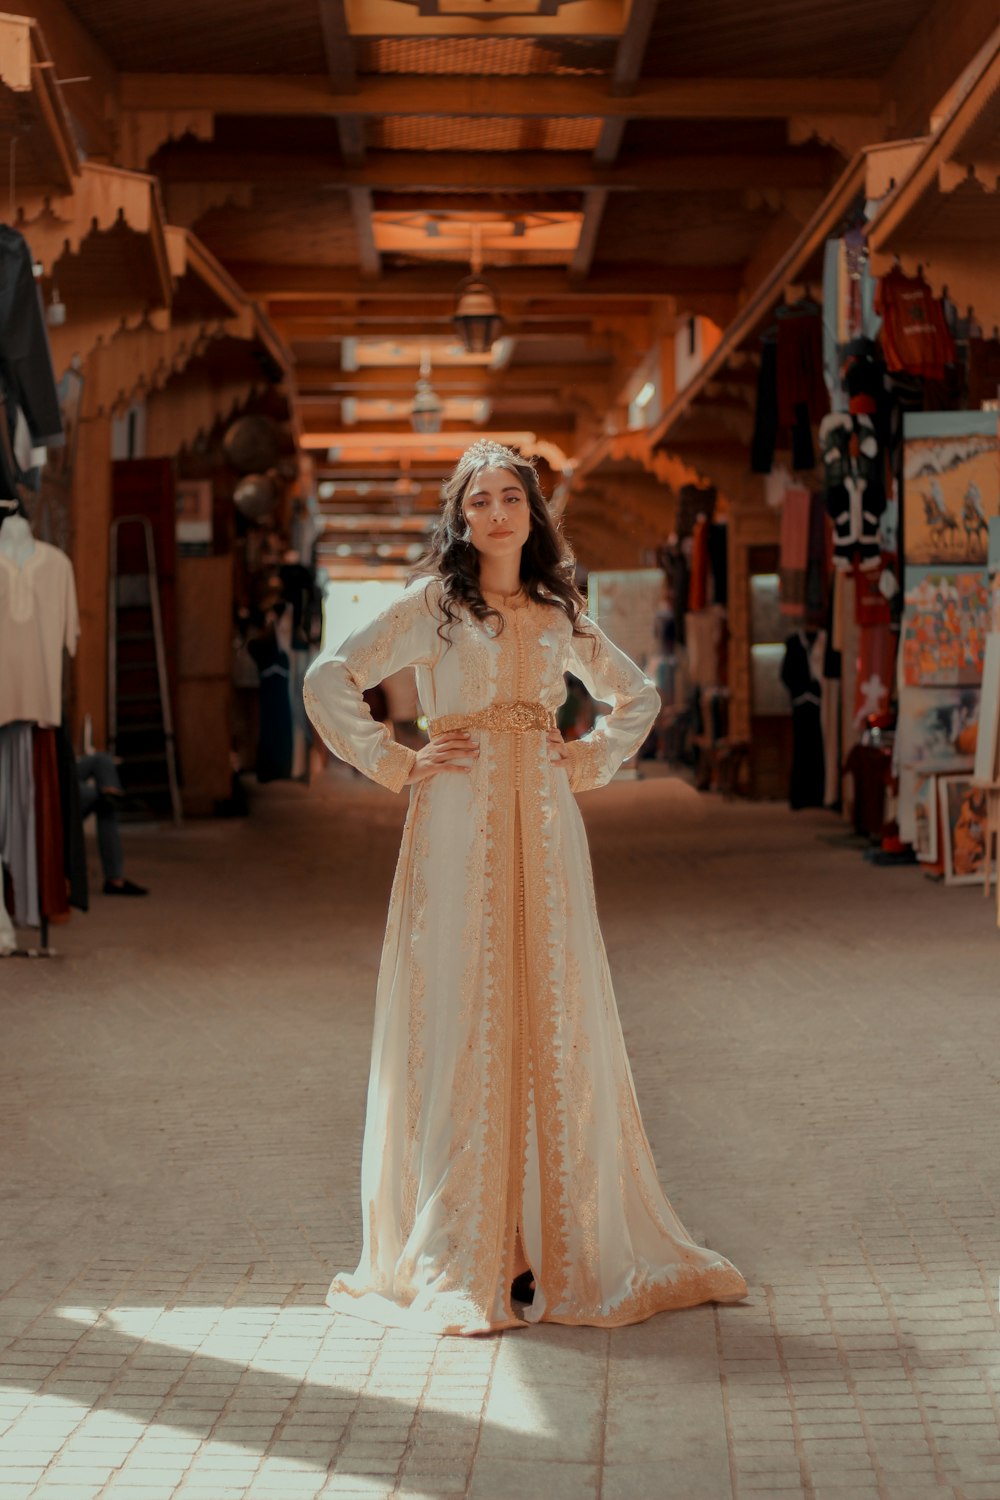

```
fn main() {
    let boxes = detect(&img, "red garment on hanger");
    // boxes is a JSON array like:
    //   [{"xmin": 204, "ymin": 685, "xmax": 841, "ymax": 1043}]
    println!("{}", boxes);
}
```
[
  {"xmin": 33, "ymin": 726, "xmax": 68, "ymax": 921},
  {"xmin": 687, "ymin": 516, "xmax": 710, "ymax": 612},
  {"xmin": 779, "ymin": 487, "xmax": 811, "ymax": 619},
  {"xmin": 875, "ymin": 267, "xmax": 955, "ymax": 380},
  {"xmin": 853, "ymin": 558, "xmax": 892, "ymax": 629},
  {"xmin": 776, "ymin": 310, "xmax": 828, "ymax": 427}
]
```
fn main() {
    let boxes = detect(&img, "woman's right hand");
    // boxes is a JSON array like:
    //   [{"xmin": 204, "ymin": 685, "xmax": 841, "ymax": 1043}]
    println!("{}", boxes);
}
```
[{"xmin": 405, "ymin": 731, "xmax": 479, "ymax": 785}]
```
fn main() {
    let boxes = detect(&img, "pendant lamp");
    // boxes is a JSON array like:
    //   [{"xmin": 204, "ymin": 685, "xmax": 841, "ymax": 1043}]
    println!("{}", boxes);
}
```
[
  {"xmin": 410, "ymin": 349, "xmax": 444, "ymax": 435},
  {"xmin": 453, "ymin": 221, "xmax": 504, "ymax": 355}
]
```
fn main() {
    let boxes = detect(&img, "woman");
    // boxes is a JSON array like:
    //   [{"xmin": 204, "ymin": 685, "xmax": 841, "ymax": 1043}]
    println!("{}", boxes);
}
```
[{"xmin": 303, "ymin": 440, "xmax": 747, "ymax": 1335}]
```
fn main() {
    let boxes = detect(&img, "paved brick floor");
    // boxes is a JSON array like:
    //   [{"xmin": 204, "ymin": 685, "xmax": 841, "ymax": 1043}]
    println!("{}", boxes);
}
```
[{"xmin": 2, "ymin": 769, "xmax": 999, "ymax": 1500}]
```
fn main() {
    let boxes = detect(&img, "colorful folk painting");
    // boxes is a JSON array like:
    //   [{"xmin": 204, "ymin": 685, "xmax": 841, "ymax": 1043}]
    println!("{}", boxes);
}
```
[
  {"xmin": 903, "ymin": 413, "xmax": 998, "ymax": 566},
  {"xmin": 896, "ymin": 685, "xmax": 980, "ymax": 772},
  {"xmin": 902, "ymin": 569, "xmax": 989, "ymax": 686},
  {"xmin": 938, "ymin": 775, "xmax": 989, "ymax": 886},
  {"xmin": 913, "ymin": 772, "xmax": 939, "ymax": 863}
]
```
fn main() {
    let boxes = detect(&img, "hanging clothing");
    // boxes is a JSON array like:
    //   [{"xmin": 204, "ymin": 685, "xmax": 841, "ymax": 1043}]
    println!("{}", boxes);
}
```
[
  {"xmin": 875, "ymin": 267, "xmax": 955, "ymax": 381},
  {"xmin": 966, "ymin": 336, "xmax": 1000, "ymax": 407},
  {"xmin": 248, "ymin": 631, "xmax": 293, "ymax": 784},
  {"xmin": 0, "ymin": 542, "xmax": 79, "ymax": 727},
  {"xmin": 779, "ymin": 487, "xmax": 812, "ymax": 619},
  {"xmin": 776, "ymin": 307, "xmax": 828, "ymax": 433},
  {"xmin": 751, "ymin": 335, "xmax": 780, "ymax": 474},
  {"xmin": 303, "ymin": 579, "xmax": 747, "ymax": 1335},
  {"xmin": 0, "ymin": 722, "xmax": 38, "ymax": 926},
  {"xmin": 33, "ymin": 726, "xmax": 68, "ymax": 921},
  {"xmin": 707, "ymin": 522, "xmax": 728, "ymax": 607},
  {"xmin": 686, "ymin": 604, "xmax": 725, "ymax": 688},
  {"xmin": 660, "ymin": 542, "xmax": 689, "ymax": 644},
  {"xmin": 58, "ymin": 726, "xmax": 88, "ymax": 911},
  {"xmin": 819, "ymin": 413, "xmax": 886, "ymax": 571},
  {"xmin": 777, "ymin": 306, "xmax": 829, "ymax": 469},
  {"xmin": 780, "ymin": 631, "xmax": 826, "ymax": 811},
  {"xmin": 804, "ymin": 492, "xmax": 830, "ymax": 629},
  {"xmin": 687, "ymin": 516, "xmax": 710, "ymax": 612},
  {"xmin": 0, "ymin": 224, "xmax": 64, "ymax": 502}
]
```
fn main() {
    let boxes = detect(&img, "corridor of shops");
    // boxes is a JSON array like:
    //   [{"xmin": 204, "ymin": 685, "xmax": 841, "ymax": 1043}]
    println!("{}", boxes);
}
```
[{"xmin": 4, "ymin": 1, "xmax": 1000, "ymax": 1498}]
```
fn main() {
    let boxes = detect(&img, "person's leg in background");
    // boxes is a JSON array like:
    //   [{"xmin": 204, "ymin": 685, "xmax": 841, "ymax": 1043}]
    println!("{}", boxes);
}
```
[{"xmin": 76, "ymin": 753, "xmax": 148, "ymax": 896}]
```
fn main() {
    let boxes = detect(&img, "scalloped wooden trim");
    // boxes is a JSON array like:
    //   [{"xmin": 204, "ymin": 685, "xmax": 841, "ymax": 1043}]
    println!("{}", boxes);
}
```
[
  {"xmin": 118, "ymin": 108, "xmax": 214, "ymax": 172},
  {"xmin": 15, "ymin": 162, "xmax": 171, "ymax": 303}
]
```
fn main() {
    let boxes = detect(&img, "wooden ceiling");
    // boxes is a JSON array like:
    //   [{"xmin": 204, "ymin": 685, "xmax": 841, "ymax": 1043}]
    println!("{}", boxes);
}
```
[{"xmin": 34, "ymin": 0, "xmax": 995, "ymax": 557}]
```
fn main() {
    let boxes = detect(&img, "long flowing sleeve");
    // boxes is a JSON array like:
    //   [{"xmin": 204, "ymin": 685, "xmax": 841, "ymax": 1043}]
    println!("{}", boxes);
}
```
[
  {"xmin": 303, "ymin": 581, "xmax": 441, "ymax": 794},
  {"xmin": 563, "ymin": 614, "xmax": 660, "ymax": 793}
]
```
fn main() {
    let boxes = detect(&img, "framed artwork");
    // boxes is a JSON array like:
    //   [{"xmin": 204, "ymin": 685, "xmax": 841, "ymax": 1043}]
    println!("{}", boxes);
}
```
[
  {"xmin": 902, "ymin": 568, "xmax": 989, "ymax": 686},
  {"xmin": 913, "ymin": 772, "xmax": 938, "ymax": 863},
  {"xmin": 973, "ymin": 633, "xmax": 1000, "ymax": 784},
  {"xmin": 903, "ymin": 412, "xmax": 998, "ymax": 566},
  {"xmin": 938, "ymin": 774, "xmax": 990, "ymax": 886},
  {"xmin": 176, "ymin": 479, "xmax": 213, "ymax": 551},
  {"xmin": 896, "ymin": 685, "xmax": 980, "ymax": 771}
]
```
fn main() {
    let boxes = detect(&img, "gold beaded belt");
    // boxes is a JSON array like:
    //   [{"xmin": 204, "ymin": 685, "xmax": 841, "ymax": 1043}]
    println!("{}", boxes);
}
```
[{"xmin": 428, "ymin": 699, "xmax": 555, "ymax": 738}]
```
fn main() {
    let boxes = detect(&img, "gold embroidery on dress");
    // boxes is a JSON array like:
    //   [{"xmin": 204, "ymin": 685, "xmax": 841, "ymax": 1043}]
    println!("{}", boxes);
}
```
[{"xmin": 401, "ymin": 790, "xmax": 431, "ymax": 1236}]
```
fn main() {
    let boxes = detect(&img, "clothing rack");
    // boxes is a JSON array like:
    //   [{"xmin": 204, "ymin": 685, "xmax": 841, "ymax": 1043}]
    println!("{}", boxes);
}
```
[{"xmin": 0, "ymin": 503, "xmax": 56, "ymax": 956}]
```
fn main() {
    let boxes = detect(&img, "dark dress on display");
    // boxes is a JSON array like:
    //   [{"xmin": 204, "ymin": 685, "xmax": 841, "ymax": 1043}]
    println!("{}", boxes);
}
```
[
  {"xmin": 248, "ymin": 632, "xmax": 293, "ymax": 784},
  {"xmin": 781, "ymin": 631, "xmax": 826, "ymax": 811}
]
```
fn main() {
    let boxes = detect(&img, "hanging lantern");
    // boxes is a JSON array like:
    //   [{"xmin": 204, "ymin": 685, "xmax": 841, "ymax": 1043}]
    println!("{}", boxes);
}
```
[
  {"xmin": 452, "ymin": 273, "xmax": 504, "ymax": 355},
  {"xmin": 410, "ymin": 349, "xmax": 444, "ymax": 434},
  {"xmin": 410, "ymin": 379, "xmax": 444, "ymax": 434}
]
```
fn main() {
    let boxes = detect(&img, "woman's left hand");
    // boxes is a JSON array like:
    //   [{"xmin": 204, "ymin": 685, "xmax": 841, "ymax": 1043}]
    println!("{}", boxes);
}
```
[{"xmin": 547, "ymin": 728, "xmax": 570, "ymax": 767}]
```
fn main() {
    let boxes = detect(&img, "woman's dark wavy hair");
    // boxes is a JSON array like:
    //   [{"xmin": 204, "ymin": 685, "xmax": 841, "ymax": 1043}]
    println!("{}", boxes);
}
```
[{"xmin": 410, "ymin": 441, "xmax": 587, "ymax": 642}]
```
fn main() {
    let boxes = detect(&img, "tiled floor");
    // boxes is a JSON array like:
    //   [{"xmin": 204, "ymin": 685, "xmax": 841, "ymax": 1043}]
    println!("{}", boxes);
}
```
[{"xmin": 2, "ymin": 770, "xmax": 999, "ymax": 1499}]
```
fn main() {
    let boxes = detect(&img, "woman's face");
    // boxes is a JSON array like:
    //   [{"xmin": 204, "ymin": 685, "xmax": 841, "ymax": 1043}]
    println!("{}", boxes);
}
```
[{"xmin": 460, "ymin": 465, "xmax": 531, "ymax": 560}]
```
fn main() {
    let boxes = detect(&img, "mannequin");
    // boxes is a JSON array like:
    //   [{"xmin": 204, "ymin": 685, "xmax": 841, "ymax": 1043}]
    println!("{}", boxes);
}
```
[{"xmin": 0, "ymin": 511, "xmax": 37, "ymax": 567}]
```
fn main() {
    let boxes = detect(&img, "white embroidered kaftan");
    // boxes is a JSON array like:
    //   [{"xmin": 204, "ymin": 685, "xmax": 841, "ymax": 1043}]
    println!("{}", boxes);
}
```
[{"xmin": 303, "ymin": 579, "xmax": 747, "ymax": 1335}]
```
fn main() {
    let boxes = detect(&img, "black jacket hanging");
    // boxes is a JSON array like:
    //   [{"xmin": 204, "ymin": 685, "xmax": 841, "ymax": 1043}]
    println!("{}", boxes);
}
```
[
  {"xmin": 0, "ymin": 224, "xmax": 64, "ymax": 500},
  {"xmin": 819, "ymin": 412, "xmax": 886, "ymax": 571}
]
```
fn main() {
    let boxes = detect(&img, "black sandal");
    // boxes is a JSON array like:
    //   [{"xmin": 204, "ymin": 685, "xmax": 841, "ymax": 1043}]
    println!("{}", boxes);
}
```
[{"xmin": 511, "ymin": 1270, "xmax": 535, "ymax": 1305}]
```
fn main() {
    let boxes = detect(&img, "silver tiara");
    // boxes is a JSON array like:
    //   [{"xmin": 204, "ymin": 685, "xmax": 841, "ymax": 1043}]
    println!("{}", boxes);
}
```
[{"xmin": 462, "ymin": 438, "xmax": 533, "ymax": 471}]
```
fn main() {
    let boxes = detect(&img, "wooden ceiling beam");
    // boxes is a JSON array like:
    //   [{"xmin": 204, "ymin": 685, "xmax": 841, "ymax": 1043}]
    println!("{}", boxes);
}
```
[
  {"xmin": 277, "ymin": 316, "xmax": 597, "ymax": 338},
  {"xmin": 342, "ymin": 0, "xmax": 622, "ymax": 38},
  {"xmin": 296, "ymin": 364, "xmax": 611, "ymax": 390},
  {"xmin": 122, "ymin": 73, "xmax": 884, "ymax": 121},
  {"xmin": 272, "ymin": 294, "xmax": 654, "ymax": 316},
  {"xmin": 230, "ymin": 262, "xmax": 742, "ymax": 298},
  {"xmin": 570, "ymin": 188, "xmax": 609, "ymax": 282},
  {"xmin": 594, "ymin": 0, "xmax": 658, "ymax": 165},
  {"xmin": 155, "ymin": 147, "xmax": 836, "ymax": 193},
  {"xmin": 317, "ymin": 0, "xmax": 380, "ymax": 277},
  {"xmin": 318, "ymin": 0, "xmax": 357, "ymax": 94}
]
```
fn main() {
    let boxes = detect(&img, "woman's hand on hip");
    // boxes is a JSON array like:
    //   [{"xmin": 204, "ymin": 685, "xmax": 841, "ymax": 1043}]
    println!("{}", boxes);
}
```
[
  {"xmin": 547, "ymin": 728, "xmax": 571, "ymax": 767},
  {"xmin": 405, "ymin": 731, "xmax": 479, "ymax": 785}
]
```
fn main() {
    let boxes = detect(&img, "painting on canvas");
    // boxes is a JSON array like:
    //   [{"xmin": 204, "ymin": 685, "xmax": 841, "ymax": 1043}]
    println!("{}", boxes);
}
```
[
  {"xmin": 938, "ymin": 775, "xmax": 989, "ymax": 886},
  {"xmin": 973, "ymin": 633, "xmax": 1000, "ymax": 785},
  {"xmin": 903, "ymin": 413, "xmax": 998, "ymax": 566},
  {"xmin": 902, "ymin": 569, "xmax": 989, "ymax": 686},
  {"xmin": 913, "ymin": 773, "xmax": 938, "ymax": 863},
  {"xmin": 896, "ymin": 686, "xmax": 980, "ymax": 771}
]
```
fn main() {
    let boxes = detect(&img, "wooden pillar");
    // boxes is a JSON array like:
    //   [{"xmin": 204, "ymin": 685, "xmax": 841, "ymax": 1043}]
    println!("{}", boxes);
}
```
[
  {"xmin": 727, "ymin": 492, "xmax": 779, "ymax": 744},
  {"xmin": 70, "ymin": 412, "xmax": 113, "ymax": 747}
]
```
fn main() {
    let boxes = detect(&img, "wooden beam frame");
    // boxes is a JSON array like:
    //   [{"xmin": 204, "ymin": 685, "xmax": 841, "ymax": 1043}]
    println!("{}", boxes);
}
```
[
  {"xmin": 153, "ymin": 147, "xmax": 837, "ymax": 193},
  {"xmin": 317, "ymin": 0, "xmax": 380, "ymax": 277},
  {"xmin": 121, "ymin": 73, "xmax": 884, "ymax": 120},
  {"xmin": 867, "ymin": 26, "xmax": 1000, "ymax": 259},
  {"xmin": 295, "ymin": 363, "xmax": 612, "ymax": 392},
  {"xmin": 318, "ymin": 0, "xmax": 357, "ymax": 94},
  {"xmin": 228, "ymin": 262, "xmax": 743, "ymax": 298}
]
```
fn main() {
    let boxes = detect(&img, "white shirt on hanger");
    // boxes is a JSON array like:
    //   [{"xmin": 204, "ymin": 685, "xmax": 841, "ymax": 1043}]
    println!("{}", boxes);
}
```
[{"xmin": 0, "ymin": 537, "xmax": 79, "ymax": 728}]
